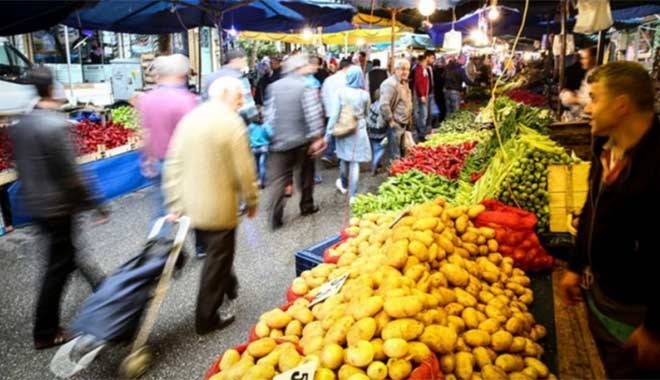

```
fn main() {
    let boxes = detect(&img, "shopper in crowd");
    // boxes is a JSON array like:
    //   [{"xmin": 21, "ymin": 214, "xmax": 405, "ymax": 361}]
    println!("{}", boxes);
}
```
[
  {"xmin": 321, "ymin": 59, "xmax": 352, "ymax": 167},
  {"xmin": 137, "ymin": 54, "xmax": 197, "ymax": 219},
  {"xmin": 264, "ymin": 54, "xmax": 326, "ymax": 230},
  {"xmin": 248, "ymin": 112, "xmax": 272, "ymax": 189},
  {"xmin": 444, "ymin": 57, "xmax": 465, "ymax": 115},
  {"xmin": 433, "ymin": 56, "xmax": 447, "ymax": 123},
  {"xmin": 378, "ymin": 59, "xmax": 412, "ymax": 163},
  {"xmin": 366, "ymin": 90, "xmax": 386, "ymax": 175},
  {"xmin": 163, "ymin": 76, "xmax": 258, "ymax": 335},
  {"xmin": 202, "ymin": 48, "xmax": 257, "ymax": 123},
  {"xmin": 560, "ymin": 61, "xmax": 660, "ymax": 378},
  {"xmin": 367, "ymin": 59, "xmax": 388, "ymax": 104},
  {"xmin": 413, "ymin": 50, "xmax": 435, "ymax": 142},
  {"xmin": 313, "ymin": 56, "xmax": 329, "ymax": 86},
  {"xmin": 325, "ymin": 66, "xmax": 371, "ymax": 201},
  {"xmin": 12, "ymin": 68, "xmax": 107, "ymax": 349},
  {"xmin": 560, "ymin": 46, "xmax": 598, "ymax": 121},
  {"xmin": 254, "ymin": 55, "xmax": 282, "ymax": 107}
]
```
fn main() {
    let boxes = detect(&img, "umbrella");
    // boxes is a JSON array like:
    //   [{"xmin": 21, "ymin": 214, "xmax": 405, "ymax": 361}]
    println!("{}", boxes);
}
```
[{"xmin": 0, "ymin": 0, "xmax": 92, "ymax": 36}]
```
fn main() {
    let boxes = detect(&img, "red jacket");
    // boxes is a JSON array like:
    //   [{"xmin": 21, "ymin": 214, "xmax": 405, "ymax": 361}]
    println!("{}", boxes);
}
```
[{"xmin": 414, "ymin": 64, "xmax": 430, "ymax": 97}]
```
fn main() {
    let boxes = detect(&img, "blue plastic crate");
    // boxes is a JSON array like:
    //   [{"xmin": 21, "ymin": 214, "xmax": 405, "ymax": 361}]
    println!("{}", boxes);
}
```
[{"xmin": 294, "ymin": 234, "xmax": 341, "ymax": 276}]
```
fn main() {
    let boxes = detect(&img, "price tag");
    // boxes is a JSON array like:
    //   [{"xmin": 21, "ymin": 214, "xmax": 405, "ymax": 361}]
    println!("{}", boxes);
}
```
[
  {"xmin": 274, "ymin": 356, "xmax": 319, "ymax": 380},
  {"xmin": 309, "ymin": 273, "xmax": 349, "ymax": 307}
]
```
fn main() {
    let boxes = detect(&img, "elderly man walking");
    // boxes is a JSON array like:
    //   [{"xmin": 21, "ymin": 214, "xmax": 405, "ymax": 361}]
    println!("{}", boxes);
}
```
[
  {"xmin": 163, "ymin": 76, "xmax": 258, "ymax": 335},
  {"xmin": 264, "ymin": 54, "xmax": 326, "ymax": 230},
  {"xmin": 378, "ymin": 59, "xmax": 413, "ymax": 162}
]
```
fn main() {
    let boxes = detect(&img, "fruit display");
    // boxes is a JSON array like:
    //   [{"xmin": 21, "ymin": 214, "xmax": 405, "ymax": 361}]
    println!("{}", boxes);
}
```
[
  {"xmin": 110, "ymin": 106, "xmax": 140, "ymax": 130},
  {"xmin": 0, "ymin": 128, "xmax": 13, "ymax": 171},
  {"xmin": 209, "ymin": 200, "xmax": 555, "ymax": 380},
  {"xmin": 389, "ymin": 143, "xmax": 476, "ymax": 179},
  {"xmin": 351, "ymin": 170, "xmax": 458, "ymax": 217}
]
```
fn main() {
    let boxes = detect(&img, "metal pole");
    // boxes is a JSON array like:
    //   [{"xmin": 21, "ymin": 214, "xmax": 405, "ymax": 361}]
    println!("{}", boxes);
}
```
[
  {"xmin": 63, "ymin": 25, "xmax": 74, "ymax": 100},
  {"xmin": 198, "ymin": 28, "xmax": 203, "ymax": 93},
  {"xmin": 558, "ymin": 0, "xmax": 567, "ymax": 115},
  {"xmin": 596, "ymin": 30, "xmax": 605, "ymax": 65}
]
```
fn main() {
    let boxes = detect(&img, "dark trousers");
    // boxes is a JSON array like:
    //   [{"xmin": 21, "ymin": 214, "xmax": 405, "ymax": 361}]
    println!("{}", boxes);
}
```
[
  {"xmin": 194, "ymin": 228, "xmax": 238, "ymax": 334},
  {"xmin": 588, "ymin": 311, "xmax": 660, "ymax": 379},
  {"xmin": 34, "ymin": 215, "xmax": 76, "ymax": 341},
  {"xmin": 267, "ymin": 145, "xmax": 315, "ymax": 227},
  {"xmin": 0, "ymin": 184, "xmax": 12, "ymax": 227}
]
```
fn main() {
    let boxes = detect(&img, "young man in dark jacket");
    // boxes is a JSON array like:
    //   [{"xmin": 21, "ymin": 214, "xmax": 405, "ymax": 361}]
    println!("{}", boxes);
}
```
[
  {"xmin": 12, "ymin": 68, "xmax": 105, "ymax": 349},
  {"xmin": 560, "ymin": 61, "xmax": 660, "ymax": 378}
]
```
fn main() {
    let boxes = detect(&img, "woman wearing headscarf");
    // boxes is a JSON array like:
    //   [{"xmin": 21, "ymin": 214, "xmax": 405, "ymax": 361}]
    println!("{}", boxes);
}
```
[{"xmin": 325, "ymin": 66, "xmax": 372, "ymax": 202}]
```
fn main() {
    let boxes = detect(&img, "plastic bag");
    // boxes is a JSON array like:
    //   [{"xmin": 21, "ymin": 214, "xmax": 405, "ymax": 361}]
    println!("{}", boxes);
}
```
[
  {"xmin": 574, "ymin": 0, "xmax": 613, "ymax": 34},
  {"xmin": 475, "ymin": 200, "xmax": 553, "ymax": 272}
]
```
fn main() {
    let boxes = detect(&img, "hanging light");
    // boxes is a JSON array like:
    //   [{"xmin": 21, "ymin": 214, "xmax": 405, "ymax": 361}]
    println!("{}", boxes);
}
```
[
  {"xmin": 418, "ymin": 0, "xmax": 435, "ymax": 17},
  {"xmin": 469, "ymin": 28, "xmax": 489, "ymax": 46},
  {"xmin": 356, "ymin": 38, "xmax": 366, "ymax": 47},
  {"xmin": 488, "ymin": 6, "xmax": 500, "ymax": 21},
  {"xmin": 228, "ymin": 27, "xmax": 238, "ymax": 38},
  {"xmin": 302, "ymin": 27, "xmax": 313, "ymax": 41}
]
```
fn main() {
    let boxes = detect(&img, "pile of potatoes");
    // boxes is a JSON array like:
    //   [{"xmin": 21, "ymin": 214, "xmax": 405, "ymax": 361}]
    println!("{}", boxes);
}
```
[{"xmin": 211, "ymin": 199, "xmax": 555, "ymax": 380}]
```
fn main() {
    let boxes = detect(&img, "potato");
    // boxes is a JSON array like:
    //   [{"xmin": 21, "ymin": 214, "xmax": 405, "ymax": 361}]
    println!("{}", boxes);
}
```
[
  {"xmin": 384, "ymin": 295, "xmax": 424, "ymax": 318},
  {"xmin": 441, "ymin": 264, "xmax": 469, "ymax": 287},
  {"xmin": 408, "ymin": 341, "xmax": 433, "ymax": 364},
  {"xmin": 463, "ymin": 329, "xmax": 491, "ymax": 347},
  {"xmin": 374, "ymin": 310, "xmax": 391, "ymax": 336},
  {"xmin": 315, "ymin": 367, "xmax": 337, "ymax": 380},
  {"xmin": 481, "ymin": 364, "xmax": 508, "ymax": 380},
  {"xmin": 505, "ymin": 317, "xmax": 524, "ymax": 335},
  {"xmin": 509, "ymin": 372, "xmax": 534, "ymax": 380},
  {"xmin": 263, "ymin": 308, "xmax": 292, "ymax": 329},
  {"xmin": 291, "ymin": 277, "xmax": 309, "ymax": 296},
  {"xmin": 352, "ymin": 295, "xmax": 384, "ymax": 320},
  {"xmin": 494, "ymin": 354, "xmax": 524, "ymax": 372},
  {"xmin": 385, "ymin": 240, "xmax": 409, "ymax": 269},
  {"xmin": 247, "ymin": 338, "xmax": 277, "ymax": 358},
  {"xmin": 270, "ymin": 329, "xmax": 284, "ymax": 338},
  {"xmin": 383, "ymin": 338, "xmax": 408, "ymax": 359},
  {"xmin": 338, "ymin": 364, "xmax": 365, "ymax": 380},
  {"xmin": 521, "ymin": 366, "xmax": 540, "ymax": 379},
  {"xmin": 302, "ymin": 335, "xmax": 324, "ymax": 355},
  {"xmin": 303, "ymin": 321, "xmax": 325, "ymax": 338},
  {"xmin": 285, "ymin": 320, "xmax": 303, "ymax": 337},
  {"xmin": 366, "ymin": 361, "xmax": 388, "ymax": 380},
  {"xmin": 447, "ymin": 315, "xmax": 466, "ymax": 334},
  {"xmin": 254, "ymin": 320, "xmax": 271, "ymax": 339},
  {"xmin": 387, "ymin": 358, "xmax": 412, "ymax": 380},
  {"xmin": 381, "ymin": 318, "xmax": 424, "ymax": 341},
  {"xmin": 420, "ymin": 325, "xmax": 457, "ymax": 354},
  {"xmin": 325, "ymin": 316, "xmax": 355, "ymax": 345},
  {"xmin": 346, "ymin": 340, "xmax": 375, "ymax": 368},
  {"xmin": 455, "ymin": 288, "xmax": 478, "ymax": 307},
  {"xmin": 278, "ymin": 348, "xmax": 302, "ymax": 372},
  {"xmin": 412, "ymin": 217, "xmax": 438, "ymax": 231},
  {"xmin": 347, "ymin": 318, "xmax": 377, "ymax": 346},
  {"xmin": 491, "ymin": 330, "xmax": 513, "ymax": 352},
  {"xmin": 446, "ymin": 302, "xmax": 465, "ymax": 316},
  {"xmin": 408, "ymin": 240, "xmax": 429, "ymax": 262},
  {"xmin": 455, "ymin": 351, "xmax": 475, "ymax": 380},
  {"xmin": 478, "ymin": 319, "xmax": 500, "ymax": 335},
  {"xmin": 242, "ymin": 363, "xmax": 276, "ymax": 379},
  {"xmin": 219, "ymin": 349, "xmax": 241, "ymax": 371},
  {"xmin": 437, "ymin": 235, "xmax": 455, "ymax": 254},
  {"xmin": 472, "ymin": 347, "xmax": 492, "ymax": 369},
  {"xmin": 509, "ymin": 337, "xmax": 526, "ymax": 353},
  {"xmin": 318, "ymin": 343, "xmax": 344, "ymax": 370},
  {"xmin": 371, "ymin": 338, "xmax": 386, "ymax": 361},
  {"xmin": 523, "ymin": 358, "xmax": 549, "ymax": 378},
  {"xmin": 440, "ymin": 354, "xmax": 455, "ymax": 374},
  {"xmin": 523, "ymin": 340, "xmax": 544, "ymax": 358}
]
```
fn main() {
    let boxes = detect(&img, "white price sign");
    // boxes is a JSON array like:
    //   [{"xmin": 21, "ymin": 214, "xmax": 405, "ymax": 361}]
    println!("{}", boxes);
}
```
[
  {"xmin": 308, "ymin": 273, "xmax": 349, "ymax": 307},
  {"xmin": 274, "ymin": 357, "xmax": 319, "ymax": 380}
]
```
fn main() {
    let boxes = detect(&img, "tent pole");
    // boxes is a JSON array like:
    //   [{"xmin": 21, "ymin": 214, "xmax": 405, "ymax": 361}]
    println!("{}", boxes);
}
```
[
  {"xmin": 596, "ymin": 30, "xmax": 605, "ymax": 65},
  {"xmin": 558, "ymin": 0, "xmax": 567, "ymax": 115},
  {"xmin": 63, "ymin": 25, "xmax": 74, "ymax": 100},
  {"xmin": 198, "ymin": 28, "xmax": 203, "ymax": 93},
  {"xmin": 344, "ymin": 32, "xmax": 348, "ymax": 55},
  {"xmin": 390, "ymin": 8, "xmax": 397, "ymax": 74}
]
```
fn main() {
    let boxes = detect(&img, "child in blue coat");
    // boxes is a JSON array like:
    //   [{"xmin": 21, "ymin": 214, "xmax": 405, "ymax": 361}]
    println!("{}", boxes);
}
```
[{"xmin": 248, "ymin": 114, "xmax": 272, "ymax": 189}]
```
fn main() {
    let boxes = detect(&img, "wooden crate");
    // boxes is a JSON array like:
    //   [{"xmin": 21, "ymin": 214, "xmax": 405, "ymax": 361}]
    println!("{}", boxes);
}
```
[
  {"xmin": 549, "ymin": 122, "xmax": 592, "ymax": 161},
  {"xmin": 548, "ymin": 162, "xmax": 591, "ymax": 233}
]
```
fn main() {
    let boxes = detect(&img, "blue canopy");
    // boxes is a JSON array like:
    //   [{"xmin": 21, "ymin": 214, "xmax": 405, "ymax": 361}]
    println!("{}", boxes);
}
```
[
  {"xmin": 64, "ymin": 0, "xmax": 355, "ymax": 34},
  {"xmin": 538, "ymin": 4, "xmax": 660, "ymax": 30},
  {"xmin": 0, "ymin": 1, "xmax": 91, "ymax": 36}
]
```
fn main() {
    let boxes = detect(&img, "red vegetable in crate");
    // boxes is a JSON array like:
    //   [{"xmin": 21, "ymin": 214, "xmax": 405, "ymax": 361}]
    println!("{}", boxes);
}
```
[
  {"xmin": 505, "ymin": 89, "xmax": 547, "ymax": 107},
  {"xmin": 0, "ymin": 128, "xmax": 14, "ymax": 171},
  {"xmin": 389, "ymin": 142, "xmax": 476, "ymax": 179}
]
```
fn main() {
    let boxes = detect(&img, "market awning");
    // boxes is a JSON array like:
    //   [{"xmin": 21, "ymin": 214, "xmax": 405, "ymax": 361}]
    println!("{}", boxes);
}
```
[
  {"xmin": 0, "ymin": 1, "xmax": 92, "ymax": 36},
  {"xmin": 239, "ymin": 25, "xmax": 410, "ymax": 45},
  {"xmin": 63, "ymin": 0, "xmax": 355, "ymax": 34},
  {"xmin": 372, "ymin": 33, "xmax": 437, "ymax": 50}
]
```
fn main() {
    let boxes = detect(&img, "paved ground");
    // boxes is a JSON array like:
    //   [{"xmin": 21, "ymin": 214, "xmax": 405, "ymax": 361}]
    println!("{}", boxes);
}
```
[{"xmin": 0, "ymin": 166, "xmax": 386, "ymax": 380}]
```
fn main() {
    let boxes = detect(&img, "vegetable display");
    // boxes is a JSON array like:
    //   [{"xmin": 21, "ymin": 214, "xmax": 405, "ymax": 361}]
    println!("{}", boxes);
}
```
[
  {"xmin": 0, "ymin": 129, "xmax": 13, "ymax": 171},
  {"xmin": 210, "ymin": 200, "xmax": 555, "ymax": 380},
  {"xmin": 351, "ymin": 170, "xmax": 458, "ymax": 217},
  {"xmin": 74, "ymin": 120, "xmax": 135, "ymax": 154},
  {"xmin": 438, "ymin": 110, "xmax": 484, "ymax": 133},
  {"xmin": 505, "ymin": 89, "xmax": 547, "ymax": 108},
  {"xmin": 110, "ymin": 106, "xmax": 140, "ymax": 130},
  {"xmin": 389, "ymin": 143, "xmax": 476, "ymax": 179}
]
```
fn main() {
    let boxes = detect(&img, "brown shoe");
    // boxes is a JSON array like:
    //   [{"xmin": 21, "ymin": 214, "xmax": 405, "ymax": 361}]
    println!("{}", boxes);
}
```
[{"xmin": 34, "ymin": 328, "xmax": 71, "ymax": 350}]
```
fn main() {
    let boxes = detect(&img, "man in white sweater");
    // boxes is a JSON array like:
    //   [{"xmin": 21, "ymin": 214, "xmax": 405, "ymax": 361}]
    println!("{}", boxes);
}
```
[{"xmin": 163, "ymin": 77, "xmax": 258, "ymax": 334}]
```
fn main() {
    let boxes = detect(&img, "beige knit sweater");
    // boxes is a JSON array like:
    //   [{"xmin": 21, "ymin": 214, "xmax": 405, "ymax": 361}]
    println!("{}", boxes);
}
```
[{"xmin": 162, "ymin": 101, "xmax": 258, "ymax": 230}]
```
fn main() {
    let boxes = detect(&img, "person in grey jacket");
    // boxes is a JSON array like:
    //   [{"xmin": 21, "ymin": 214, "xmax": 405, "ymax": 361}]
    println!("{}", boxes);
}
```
[
  {"xmin": 11, "ymin": 68, "xmax": 105, "ymax": 350},
  {"xmin": 264, "ymin": 54, "xmax": 326, "ymax": 229},
  {"xmin": 378, "ymin": 59, "xmax": 413, "ymax": 162}
]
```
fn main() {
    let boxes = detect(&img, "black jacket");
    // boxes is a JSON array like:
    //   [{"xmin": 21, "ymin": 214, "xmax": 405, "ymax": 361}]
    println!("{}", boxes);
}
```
[
  {"xmin": 11, "ymin": 108, "xmax": 95, "ymax": 219},
  {"xmin": 570, "ymin": 115, "xmax": 660, "ymax": 332},
  {"xmin": 368, "ymin": 68, "xmax": 388, "ymax": 103},
  {"xmin": 444, "ymin": 62, "xmax": 465, "ymax": 91}
]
